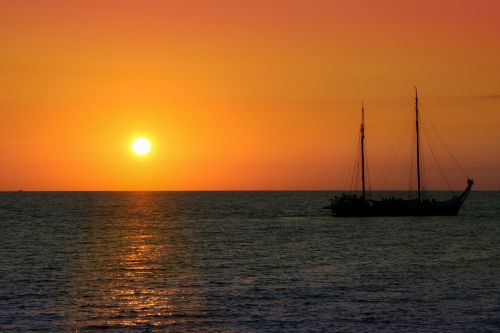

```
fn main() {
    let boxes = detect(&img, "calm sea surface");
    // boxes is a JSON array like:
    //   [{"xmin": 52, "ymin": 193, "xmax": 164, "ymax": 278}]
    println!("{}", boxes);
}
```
[{"xmin": 0, "ymin": 191, "xmax": 499, "ymax": 332}]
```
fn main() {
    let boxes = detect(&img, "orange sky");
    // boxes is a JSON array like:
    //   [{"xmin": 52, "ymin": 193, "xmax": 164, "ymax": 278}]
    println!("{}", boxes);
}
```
[{"xmin": 1, "ymin": 0, "xmax": 499, "ymax": 191}]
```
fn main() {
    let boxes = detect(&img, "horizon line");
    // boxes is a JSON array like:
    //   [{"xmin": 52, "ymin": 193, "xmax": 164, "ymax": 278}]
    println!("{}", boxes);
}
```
[{"xmin": 0, "ymin": 189, "xmax": 496, "ymax": 193}]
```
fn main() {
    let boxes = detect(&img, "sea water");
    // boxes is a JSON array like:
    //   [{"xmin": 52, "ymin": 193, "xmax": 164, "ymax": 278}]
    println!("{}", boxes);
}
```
[{"xmin": 1, "ymin": 191, "xmax": 499, "ymax": 332}]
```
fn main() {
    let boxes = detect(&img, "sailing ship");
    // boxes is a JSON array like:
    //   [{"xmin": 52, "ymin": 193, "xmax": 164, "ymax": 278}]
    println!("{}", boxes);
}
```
[{"xmin": 326, "ymin": 89, "xmax": 474, "ymax": 217}]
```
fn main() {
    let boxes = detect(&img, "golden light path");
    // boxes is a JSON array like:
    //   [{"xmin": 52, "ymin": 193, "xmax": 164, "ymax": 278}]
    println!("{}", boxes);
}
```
[{"xmin": 132, "ymin": 138, "xmax": 151, "ymax": 156}]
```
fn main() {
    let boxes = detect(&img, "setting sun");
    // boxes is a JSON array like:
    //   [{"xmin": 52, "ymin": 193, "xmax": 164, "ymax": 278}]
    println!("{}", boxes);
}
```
[{"xmin": 131, "ymin": 138, "xmax": 151, "ymax": 156}]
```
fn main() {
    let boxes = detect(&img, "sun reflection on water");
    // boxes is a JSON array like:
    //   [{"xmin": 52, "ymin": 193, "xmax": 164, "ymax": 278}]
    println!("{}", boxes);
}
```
[{"xmin": 70, "ymin": 192, "xmax": 207, "ymax": 330}]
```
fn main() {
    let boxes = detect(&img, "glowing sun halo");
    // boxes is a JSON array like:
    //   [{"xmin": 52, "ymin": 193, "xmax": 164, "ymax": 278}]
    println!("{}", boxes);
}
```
[{"xmin": 131, "ymin": 138, "xmax": 151, "ymax": 156}]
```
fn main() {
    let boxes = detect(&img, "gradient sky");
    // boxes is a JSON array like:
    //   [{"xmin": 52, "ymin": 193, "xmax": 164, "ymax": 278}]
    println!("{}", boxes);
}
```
[{"xmin": 1, "ymin": 0, "xmax": 499, "ymax": 190}]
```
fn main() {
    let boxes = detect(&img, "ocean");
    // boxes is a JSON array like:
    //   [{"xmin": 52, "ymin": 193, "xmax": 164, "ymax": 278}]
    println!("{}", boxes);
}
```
[{"xmin": 1, "ymin": 191, "xmax": 499, "ymax": 332}]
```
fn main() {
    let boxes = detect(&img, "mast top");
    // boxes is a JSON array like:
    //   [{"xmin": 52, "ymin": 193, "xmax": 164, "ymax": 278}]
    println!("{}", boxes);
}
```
[
  {"xmin": 361, "ymin": 102, "xmax": 365, "ymax": 125},
  {"xmin": 360, "ymin": 102, "xmax": 366, "ymax": 199}
]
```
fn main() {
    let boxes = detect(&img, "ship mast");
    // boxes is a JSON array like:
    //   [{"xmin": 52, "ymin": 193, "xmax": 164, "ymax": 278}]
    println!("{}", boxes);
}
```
[
  {"xmin": 415, "ymin": 88, "xmax": 421, "ymax": 204},
  {"xmin": 361, "ymin": 103, "xmax": 366, "ymax": 200}
]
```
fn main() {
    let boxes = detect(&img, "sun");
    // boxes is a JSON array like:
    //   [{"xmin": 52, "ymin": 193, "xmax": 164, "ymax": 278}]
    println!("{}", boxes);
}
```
[{"xmin": 131, "ymin": 137, "xmax": 151, "ymax": 156}]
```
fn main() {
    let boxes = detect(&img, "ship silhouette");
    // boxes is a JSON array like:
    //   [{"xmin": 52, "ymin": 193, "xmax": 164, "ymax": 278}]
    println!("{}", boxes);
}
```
[{"xmin": 326, "ymin": 89, "xmax": 474, "ymax": 217}]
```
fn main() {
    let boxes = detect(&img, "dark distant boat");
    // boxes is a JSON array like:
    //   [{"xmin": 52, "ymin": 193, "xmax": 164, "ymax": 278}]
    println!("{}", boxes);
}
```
[{"xmin": 326, "ymin": 89, "xmax": 474, "ymax": 217}]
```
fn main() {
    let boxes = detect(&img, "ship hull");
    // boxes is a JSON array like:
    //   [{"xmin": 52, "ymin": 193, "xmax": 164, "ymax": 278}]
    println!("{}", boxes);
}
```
[{"xmin": 329, "ymin": 196, "xmax": 463, "ymax": 217}]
